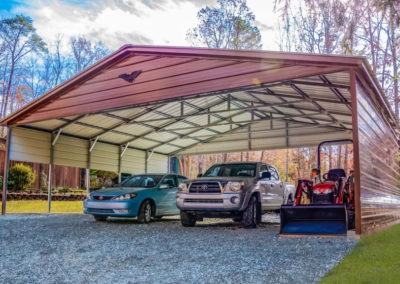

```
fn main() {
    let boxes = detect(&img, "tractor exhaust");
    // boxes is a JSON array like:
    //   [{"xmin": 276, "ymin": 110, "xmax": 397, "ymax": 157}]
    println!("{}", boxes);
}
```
[{"xmin": 280, "ymin": 204, "xmax": 348, "ymax": 236}]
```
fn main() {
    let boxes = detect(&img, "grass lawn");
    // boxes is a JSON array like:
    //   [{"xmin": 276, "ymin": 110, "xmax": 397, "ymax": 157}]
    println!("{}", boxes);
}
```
[
  {"xmin": 320, "ymin": 224, "xmax": 400, "ymax": 284},
  {"xmin": 6, "ymin": 201, "xmax": 84, "ymax": 213}
]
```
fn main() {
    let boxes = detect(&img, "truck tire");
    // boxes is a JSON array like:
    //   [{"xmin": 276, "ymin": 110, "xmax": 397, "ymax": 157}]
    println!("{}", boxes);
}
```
[
  {"xmin": 180, "ymin": 211, "xmax": 196, "ymax": 227},
  {"xmin": 243, "ymin": 196, "xmax": 257, "ymax": 229},
  {"xmin": 138, "ymin": 200, "xmax": 152, "ymax": 224},
  {"xmin": 286, "ymin": 194, "xmax": 294, "ymax": 205},
  {"xmin": 94, "ymin": 215, "xmax": 108, "ymax": 222}
]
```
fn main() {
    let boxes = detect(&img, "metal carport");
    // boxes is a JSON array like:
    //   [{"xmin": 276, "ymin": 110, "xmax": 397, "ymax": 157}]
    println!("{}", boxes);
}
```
[{"xmin": 1, "ymin": 45, "xmax": 399, "ymax": 236}]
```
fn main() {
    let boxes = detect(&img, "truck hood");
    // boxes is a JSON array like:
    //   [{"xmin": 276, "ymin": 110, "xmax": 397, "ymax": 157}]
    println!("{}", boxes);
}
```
[
  {"xmin": 92, "ymin": 187, "xmax": 150, "ymax": 196},
  {"xmin": 185, "ymin": 177, "xmax": 249, "ymax": 183}
]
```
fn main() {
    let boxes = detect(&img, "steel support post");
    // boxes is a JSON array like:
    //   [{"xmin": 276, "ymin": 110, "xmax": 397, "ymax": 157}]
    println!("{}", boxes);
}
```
[
  {"xmin": 48, "ymin": 133, "xmax": 55, "ymax": 213},
  {"xmin": 1, "ymin": 127, "xmax": 12, "ymax": 215}
]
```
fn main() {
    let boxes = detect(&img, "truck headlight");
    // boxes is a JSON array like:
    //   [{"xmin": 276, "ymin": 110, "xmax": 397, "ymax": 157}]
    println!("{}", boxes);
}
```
[
  {"xmin": 114, "ymin": 193, "xmax": 137, "ymax": 200},
  {"xmin": 224, "ymin": 182, "xmax": 244, "ymax": 192},
  {"xmin": 323, "ymin": 189, "xmax": 333, "ymax": 194},
  {"xmin": 178, "ymin": 183, "xmax": 189, "ymax": 192}
]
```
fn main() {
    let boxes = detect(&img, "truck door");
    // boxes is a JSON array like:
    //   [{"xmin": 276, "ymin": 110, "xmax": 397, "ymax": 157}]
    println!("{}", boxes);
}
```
[
  {"xmin": 267, "ymin": 165, "xmax": 284, "ymax": 205},
  {"xmin": 259, "ymin": 164, "xmax": 275, "ymax": 209}
]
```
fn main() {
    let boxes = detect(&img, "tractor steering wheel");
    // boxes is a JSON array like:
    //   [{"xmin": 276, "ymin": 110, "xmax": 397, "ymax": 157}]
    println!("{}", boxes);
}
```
[{"xmin": 323, "ymin": 172, "xmax": 339, "ymax": 182}]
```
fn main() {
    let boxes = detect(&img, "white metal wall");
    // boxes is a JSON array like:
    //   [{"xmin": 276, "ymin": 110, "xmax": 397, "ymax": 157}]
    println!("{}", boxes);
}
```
[
  {"xmin": 9, "ymin": 127, "xmax": 169, "ymax": 174},
  {"xmin": 9, "ymin": 128, "xmax": 51, "ymax": 164}
]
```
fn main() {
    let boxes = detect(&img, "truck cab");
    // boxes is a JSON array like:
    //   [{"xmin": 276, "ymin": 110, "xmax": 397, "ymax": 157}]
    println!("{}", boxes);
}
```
[{"xmin": 176, "ymin": 162, "xmax": 295, "ymax": 228}]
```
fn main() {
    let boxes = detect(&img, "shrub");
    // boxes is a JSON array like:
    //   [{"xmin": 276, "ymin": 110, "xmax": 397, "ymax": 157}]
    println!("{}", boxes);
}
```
[{"xmin": 8, "ymin": 163, "xmax": 37, "ymax": 191}]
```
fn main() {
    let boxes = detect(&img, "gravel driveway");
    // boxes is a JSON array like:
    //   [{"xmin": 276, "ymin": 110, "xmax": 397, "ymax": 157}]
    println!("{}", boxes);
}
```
[{"xmin": 0, "ymin": 214, "xmax": 357, "ymax": 284}]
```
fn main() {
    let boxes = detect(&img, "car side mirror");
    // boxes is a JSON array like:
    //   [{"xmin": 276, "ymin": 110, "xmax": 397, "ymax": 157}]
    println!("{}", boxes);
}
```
[
  {"xmin": 261, "ymin": 172, "xmax": 271, "ymax": 180},
  {"xmin": 159, "ymin": 184, "xmax": 168, "ymax": 189},
  {"xmin": 197, "ymin": 173, "xmax": 203, "ymax": 178}
]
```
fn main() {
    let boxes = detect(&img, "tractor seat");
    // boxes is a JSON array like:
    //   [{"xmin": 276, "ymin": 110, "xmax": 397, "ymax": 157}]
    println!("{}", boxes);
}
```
[{"xmin": 327, "ymin": 169, "xmax": 346, "ymax": 181}]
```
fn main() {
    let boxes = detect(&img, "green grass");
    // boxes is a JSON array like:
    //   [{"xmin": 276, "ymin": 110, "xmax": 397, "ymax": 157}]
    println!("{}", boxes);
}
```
[
  {"xmin": 6, "ymin": 200, "xmax": 84, "ymax": 213},
  {"xmin": 320, "ymin": 224, "xmax": 400, "ymax": 284}
]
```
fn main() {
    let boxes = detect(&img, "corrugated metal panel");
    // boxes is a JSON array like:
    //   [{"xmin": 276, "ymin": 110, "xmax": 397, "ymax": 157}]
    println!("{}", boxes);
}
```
[
  {"xmin": 91, "ymin": 142, "xmax": 119, "ymax": 172},
  {"xmin": 54, "ymin": 135, "xmax": 88, "ymax": 168},
  {"xmin": 121, "ymin": 148, "xmax": 146, "ymax": 174},
  {"xmin": 147, "ymin": 153, "xmax": 168, "ymax": 173},
  {"xmin": 10, "ymin": 128, "xmax": 51, "ymax": 164}
]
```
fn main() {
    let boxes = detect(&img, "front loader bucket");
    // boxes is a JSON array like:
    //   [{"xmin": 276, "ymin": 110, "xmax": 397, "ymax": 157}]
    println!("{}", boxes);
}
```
[{"xmin": 280, "ymin": 204, "xmax": 348, "ymax": 236}]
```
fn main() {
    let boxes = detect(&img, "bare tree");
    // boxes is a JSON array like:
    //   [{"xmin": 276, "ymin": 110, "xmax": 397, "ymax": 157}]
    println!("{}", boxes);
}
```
[{"xmin": 186, "ymin": 0, "xmax": 262, "ymax": 50}]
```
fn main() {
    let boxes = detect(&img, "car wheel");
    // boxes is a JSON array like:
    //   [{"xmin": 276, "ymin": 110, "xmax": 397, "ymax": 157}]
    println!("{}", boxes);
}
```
[
  {"xmin": 232, "ymin": 216, "xmax": 243, "ymax": 222},
  {"xmin": 138, "ymin": 200, "xmax": 152, "ymax": 224},
  {"xmin": 153, "ymin": 216, "xmax": 163, "ymax": 219},
  {"xmin": 93, "ymin": 215, "xmax": 108, "ymax": 222},
  {"xmin": 180, "ymin": 211, "xmax": 196, "ymax": 227},
  {"xmin": 243, "ymin": 196, "xmax": 257, "ymax": 229}
]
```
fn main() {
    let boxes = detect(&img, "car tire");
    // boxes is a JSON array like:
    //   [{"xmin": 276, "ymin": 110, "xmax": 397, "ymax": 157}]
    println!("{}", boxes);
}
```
[
  {"xmin": 93, "ymin": 215, "xmax": 108, "ymax": 222},
  {"xmin": 138, "ymin": 200, "xmax": 152, "ymax": 224},
  {"xmin": 180, "ymin": 211, "xmax": 196, "ymax": 227},
  {"xmin": 243, "ymin": 196, "xmax": 257, "ymax": 229},
  {"xmin": 232, "ymin": 216, "xmax": 243, "ymax": 222}
]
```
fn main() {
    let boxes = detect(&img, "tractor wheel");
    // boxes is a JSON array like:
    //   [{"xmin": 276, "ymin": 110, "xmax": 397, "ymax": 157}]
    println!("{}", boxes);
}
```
[{"xmin": 347, "ymin": 209, "xmax": 355, "ymax": 230}]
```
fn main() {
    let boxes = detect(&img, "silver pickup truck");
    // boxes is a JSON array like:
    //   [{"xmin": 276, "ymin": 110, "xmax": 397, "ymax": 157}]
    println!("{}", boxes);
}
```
[{"xmin": 176, "ymin": 162, "xmax": 295, "ymax": 228}]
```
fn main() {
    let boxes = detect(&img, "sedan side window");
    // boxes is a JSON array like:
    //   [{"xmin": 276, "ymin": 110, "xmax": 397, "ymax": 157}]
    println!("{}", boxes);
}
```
[{"xmin": 161, "ymin": 176, "xmax": 176, "ymax": 188}]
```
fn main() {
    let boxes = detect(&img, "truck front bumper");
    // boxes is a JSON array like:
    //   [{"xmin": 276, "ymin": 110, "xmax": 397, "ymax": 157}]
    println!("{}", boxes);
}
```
[{"xmin": 176, "ymin": 192, "xmax": 247, "ymax": 211}]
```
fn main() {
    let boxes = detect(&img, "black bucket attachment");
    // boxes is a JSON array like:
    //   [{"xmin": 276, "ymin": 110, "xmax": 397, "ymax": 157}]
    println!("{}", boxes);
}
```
[{"xmin": 280, "ymin": 204, "xmax": 348, "ymax": 236}]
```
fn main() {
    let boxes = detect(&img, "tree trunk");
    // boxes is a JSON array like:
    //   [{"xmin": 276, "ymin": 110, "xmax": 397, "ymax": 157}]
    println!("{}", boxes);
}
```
[
  {"xmin": 240, "ymin": 152, "xmax": 243, "ymax": 161},
  {"xmin": 246, "ymin": 152, "xmax": 249, "ymax": 161},
  {"xmin": 337, "ymin": 146, "xmax": 342, "ymax": 169},
  {"xmin": 198, "ymin": 155, "xmax": 203, "ymax": 175},
  {"xmin": 344, "ymin": 145, "xmax": 348, "ymax": 174},
  {"xmin": 329, "ymin": 146, "xmax": 332, "ymax": 170}
]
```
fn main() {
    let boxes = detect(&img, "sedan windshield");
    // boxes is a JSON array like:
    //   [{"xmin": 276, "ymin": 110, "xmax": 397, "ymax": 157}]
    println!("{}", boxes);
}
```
[
  {"xmin": 117, "ymin": 175, "xmax": 163, "ymax": 188},
  {"xmin": 203, "ymin": 164, "xmax": 256, "ymax": 177}
]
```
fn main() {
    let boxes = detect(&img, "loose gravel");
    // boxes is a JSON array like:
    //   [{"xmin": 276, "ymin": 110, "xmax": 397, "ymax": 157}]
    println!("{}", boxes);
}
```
[{"xmin": 0, "ymin": 214, "xmax": 357, "ymax": 284}]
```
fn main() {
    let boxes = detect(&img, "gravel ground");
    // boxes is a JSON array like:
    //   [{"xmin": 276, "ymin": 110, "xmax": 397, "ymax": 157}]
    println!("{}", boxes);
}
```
[{"xmin": 0, "ymin": 214, "xmax": 357, "ymax": 284}]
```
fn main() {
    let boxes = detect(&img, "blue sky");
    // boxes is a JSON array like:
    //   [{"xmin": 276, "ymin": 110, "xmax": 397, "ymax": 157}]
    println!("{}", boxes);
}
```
[{"xmin": 1, "ymin": 0, "xmax": 279, "ymax": 51}]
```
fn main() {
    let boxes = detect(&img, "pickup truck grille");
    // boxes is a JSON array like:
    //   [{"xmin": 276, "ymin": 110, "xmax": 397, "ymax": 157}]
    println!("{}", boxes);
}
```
[
  {"xmin": 189, "ymin": 182, "xmax": 221, "ymax": 193},
  {"xmin": 185, "ymin": 199, "xmax": 223, "ymax": 204}
]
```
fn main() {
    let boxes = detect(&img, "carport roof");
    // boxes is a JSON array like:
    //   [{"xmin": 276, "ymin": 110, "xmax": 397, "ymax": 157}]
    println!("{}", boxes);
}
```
[{"xmin": 1, "ymin": 45, "xmax": 397, "ymax": 156}]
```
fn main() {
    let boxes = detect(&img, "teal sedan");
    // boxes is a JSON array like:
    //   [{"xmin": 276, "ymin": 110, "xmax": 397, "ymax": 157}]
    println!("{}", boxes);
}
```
[{"xmin": 84, "ymin": 174, "xmax": 188, "ymax": 223}]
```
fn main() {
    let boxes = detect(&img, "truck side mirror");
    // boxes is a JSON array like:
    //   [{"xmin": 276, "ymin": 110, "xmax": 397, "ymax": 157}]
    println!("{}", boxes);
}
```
[
  {"xmin": 261, "ymin": 172, "xmax": 271, "ymax": 180},
  {"xmin": 197, "ymin": 173, "xmax": 203, "ymax": 178}
]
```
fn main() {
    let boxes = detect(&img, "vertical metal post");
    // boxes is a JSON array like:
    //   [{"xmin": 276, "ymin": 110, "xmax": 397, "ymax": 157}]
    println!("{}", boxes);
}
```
[
  {"xmin": 168, "ymin": 156, "xmax": 171, "ymax": 173},
  {"xmin": 48, "ymin": 132, "xmax": 55, "ymax": 213},
  {"xmin": 270, "ymin": 113, "xmax": 273, "ymax": 129},
  {"xmin": 1, "ymin": 127, "xmax": 11, "ymax": 215},
  {"xmin": 145, "ymin": 151, "xmax": 148, "ymax": 173},
  {"xmin": 285, "ymin": 122, "xmax": 289, "ymax": 182},
  {"xmin": 350, "ymin": 69, "xmax": 362, "ymax": 235},
  {"xmin": 86, "ymin": 139, "xmax": 92, "ymax": 197},
  {"xmin": 118, "ymin": 145, "xmax": 122, "ymax": 183}
]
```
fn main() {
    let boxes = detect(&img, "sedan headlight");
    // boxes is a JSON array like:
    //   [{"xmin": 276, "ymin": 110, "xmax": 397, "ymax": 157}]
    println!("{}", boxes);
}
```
[
  {"xmin": 224, "ymin": 182, "xmax": 244, "ymax": 192},
  {"xmin": 113, "ymin": 193, "xmax": 137, "ymax": 200},
  {"xmin": 178, "ymin": 183, "xmax": 189, "ymax": 192}
]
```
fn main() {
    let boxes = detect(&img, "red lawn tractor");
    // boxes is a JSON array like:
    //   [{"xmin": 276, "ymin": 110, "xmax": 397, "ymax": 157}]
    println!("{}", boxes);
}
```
[{"xmin": 280, "ymin": 140, "xmax": 355, "ymax": 236}]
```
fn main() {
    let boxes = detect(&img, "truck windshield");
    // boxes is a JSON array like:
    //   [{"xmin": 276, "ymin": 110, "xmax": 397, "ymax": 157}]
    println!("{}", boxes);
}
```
[
  {"xmin": 203, "ymin": 164, "xmax": 256, "ymax": 177},
  {"xmin": 117, "ymin": 175, "xmax": 163, "ymax": 188}
]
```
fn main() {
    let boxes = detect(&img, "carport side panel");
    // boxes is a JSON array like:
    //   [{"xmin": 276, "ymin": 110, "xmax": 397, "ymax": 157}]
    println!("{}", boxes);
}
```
[{"xmin": 354, "ymin": 73, "xmax": 400, "ymax": 235}]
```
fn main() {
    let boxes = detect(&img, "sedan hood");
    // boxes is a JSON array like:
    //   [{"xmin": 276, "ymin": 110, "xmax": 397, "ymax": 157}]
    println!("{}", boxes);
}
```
[{"xmin": 92, "ymin": 187, "xmax": 150, "ymax": 196}]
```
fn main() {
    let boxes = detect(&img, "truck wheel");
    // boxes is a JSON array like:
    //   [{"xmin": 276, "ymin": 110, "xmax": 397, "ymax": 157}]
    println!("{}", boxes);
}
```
[
  {"xmin": 180, "ymin": 211, "xmax": 196, "ymax": 227},
  {"xmin": 94, "ymin": 215, "xmax": 108, "ymax": 222},
  {"xmin": 243, "ymin": 196, "xmax": 257, "ymax": 229},
  {"xmin": 347, "ymin": 209, "xmax": 355, "ymax": 230},
  {"xmin": 287, "ymin": 194, "xmax": 294, "ymax": 205},
  {"xmin": 138, "ymin": 200, "xmax": 152, "ymax": 224}
]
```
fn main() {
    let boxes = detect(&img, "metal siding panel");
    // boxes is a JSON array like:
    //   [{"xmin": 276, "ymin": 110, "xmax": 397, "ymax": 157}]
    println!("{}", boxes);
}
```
[
  {"xmin": 10, "ymin": 128, "xmax": 51, "ymax": 164},
  {"xmin": 53, "ymin": 135, "xmax": 88, "ymax": 168},
  {"xmin": 91, "ymin": 142, "xmax": 119, "ymax": 172}
]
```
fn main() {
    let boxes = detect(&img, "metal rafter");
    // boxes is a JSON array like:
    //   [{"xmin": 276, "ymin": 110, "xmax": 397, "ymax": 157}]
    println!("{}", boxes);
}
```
[
  {"xmin": 248, "ymin": 91, "xmax": 351, "ymax": 105},
  {"xmin": 319, "ymin": 75, "xmax": 352, "ymax": 111}
]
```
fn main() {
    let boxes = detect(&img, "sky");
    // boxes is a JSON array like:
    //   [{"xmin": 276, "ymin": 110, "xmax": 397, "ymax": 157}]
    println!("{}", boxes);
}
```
[{"xmin": 0, "ymin": 0, "xmax": 280, "ymax": 51}]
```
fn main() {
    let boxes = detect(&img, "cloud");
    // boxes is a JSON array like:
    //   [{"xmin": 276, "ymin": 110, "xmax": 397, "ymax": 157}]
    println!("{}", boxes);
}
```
[{"xmin": 5, "ymin": 0, "xmax": 280, "ymax": 52}]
